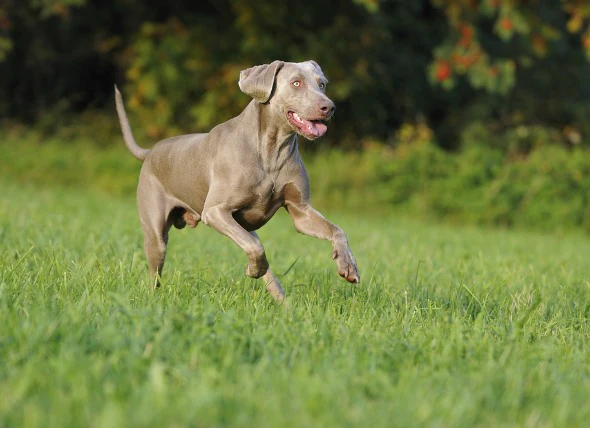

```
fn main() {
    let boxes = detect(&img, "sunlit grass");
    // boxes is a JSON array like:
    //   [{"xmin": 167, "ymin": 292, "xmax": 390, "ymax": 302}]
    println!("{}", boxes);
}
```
[{"xmin": 1, "ymin": 177, "xmax": 590, "ymax": 427}]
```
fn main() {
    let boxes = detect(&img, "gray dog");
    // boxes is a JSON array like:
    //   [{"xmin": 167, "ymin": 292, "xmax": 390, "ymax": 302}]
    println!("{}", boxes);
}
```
[{"xmin": 115, "ymin": 60, "xmax": 360, "ymax": 301}]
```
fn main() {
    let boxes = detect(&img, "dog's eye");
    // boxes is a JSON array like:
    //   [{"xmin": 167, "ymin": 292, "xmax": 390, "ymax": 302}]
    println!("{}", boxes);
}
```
[
  {"xmin": 319, "ymin": 82, "xmax": 326, "ymax": 90},
  {"xmin": 292, "ymin": 81, "xmax": 301, "ymax": 87}
]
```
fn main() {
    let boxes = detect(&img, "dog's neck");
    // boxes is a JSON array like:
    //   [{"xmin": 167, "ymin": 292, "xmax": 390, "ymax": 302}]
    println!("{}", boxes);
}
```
[{"xmin": 245, "ymin": 100, "xmax": 299, "ymax": 173}]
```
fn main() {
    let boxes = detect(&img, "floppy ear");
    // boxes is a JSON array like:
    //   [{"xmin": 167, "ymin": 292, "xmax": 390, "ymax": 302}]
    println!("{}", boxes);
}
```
[
  {"xmin": 305, "ymin": 60, "xmax": 328, "ymax": 81},
  {"xmin": 306, "ymin": 60, "xmax": 322, "ymax": 72},
  {"xmin": 238, "ymin": 60, "xmax": 284, "ymax": 103}
]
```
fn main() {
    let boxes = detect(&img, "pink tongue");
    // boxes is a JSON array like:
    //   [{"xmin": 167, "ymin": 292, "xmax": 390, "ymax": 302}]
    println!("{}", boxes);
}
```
[{"xmin": 302, "ymin": 119, "xmax": 327, "ymax": 137}]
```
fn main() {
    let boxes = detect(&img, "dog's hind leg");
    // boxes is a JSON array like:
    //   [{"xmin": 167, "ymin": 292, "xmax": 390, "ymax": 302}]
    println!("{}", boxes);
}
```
[
  {"xmin": 141, "ymin": 221, "xmax": 169, "ymax": 287},
  {"xmin": 137, "ymin": 181, "xmax": 171, "ymax": 287}
]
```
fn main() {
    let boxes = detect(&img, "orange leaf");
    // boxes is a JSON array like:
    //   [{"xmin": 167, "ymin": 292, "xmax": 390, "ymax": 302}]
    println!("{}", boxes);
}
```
[
  {"xmin": 500, "ymin": 19, "xmax": 513, "ymax": 31},
  {"xmin": 458, "ymin": 24, "xmax": 474, "ymax": 48},
  {"xmin": 435, "ymin": 60, "xmax": 452, "ymax": 82}
]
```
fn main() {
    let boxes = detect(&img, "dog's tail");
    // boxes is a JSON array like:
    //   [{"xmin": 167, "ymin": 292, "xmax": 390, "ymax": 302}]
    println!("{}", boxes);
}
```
[{"xmin": 114, "ymin": 85, "xmax": 150, "ymax": 161}]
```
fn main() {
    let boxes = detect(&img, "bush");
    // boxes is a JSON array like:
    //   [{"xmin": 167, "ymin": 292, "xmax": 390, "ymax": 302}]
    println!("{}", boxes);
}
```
[
  {"xmin": 307, "ymin": 139, "xmax": 590, "ymax": 233},
  {"xmin": 485, "ymin": 146, "xmax": 590, "ymax": 231},
  {"xmin": 2, "ymin": 127, "xmax": 589, "ymax": 233}
]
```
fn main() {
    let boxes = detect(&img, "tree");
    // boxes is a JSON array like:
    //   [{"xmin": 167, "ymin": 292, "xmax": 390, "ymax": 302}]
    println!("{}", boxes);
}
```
[
  {"xmin": 0, "ymin": 0, "xmax": 589, "ymax": 149},
  {"xmin": 428, "ymin": 0, "xmax": 590, "ymax": 93}
]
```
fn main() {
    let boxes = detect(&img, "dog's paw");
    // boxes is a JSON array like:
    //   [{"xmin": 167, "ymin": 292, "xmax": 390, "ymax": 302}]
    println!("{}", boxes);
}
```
[
  {"xmin": 245, "ymin": 256, "xmax": 269, "ymax": 279},
  {"xmin": 332, "ymin": 248, "xmax": 360, "ymax": 283}
]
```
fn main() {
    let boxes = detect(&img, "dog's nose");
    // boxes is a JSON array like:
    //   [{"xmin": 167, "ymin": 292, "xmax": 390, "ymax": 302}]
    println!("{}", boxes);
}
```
[{"xmin": 319, "ymin": 101, "xmax": 335, "ymax": 116}]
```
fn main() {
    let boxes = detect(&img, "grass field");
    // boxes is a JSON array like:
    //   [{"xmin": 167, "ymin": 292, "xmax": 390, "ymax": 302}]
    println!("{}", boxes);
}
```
[{"xmin": 2, "ymin": 175, "xmax": 590, "ymax": 427}]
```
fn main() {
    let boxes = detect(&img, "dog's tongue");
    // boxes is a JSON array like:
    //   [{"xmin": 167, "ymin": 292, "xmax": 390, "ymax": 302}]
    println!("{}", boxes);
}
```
[{"xmin": 302, "ymin": 118, "xmax": 327, "ymax": 137}]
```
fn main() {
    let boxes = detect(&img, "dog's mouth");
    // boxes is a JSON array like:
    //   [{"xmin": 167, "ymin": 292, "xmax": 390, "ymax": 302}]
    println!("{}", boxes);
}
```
[{"xmin": 286, "ymin": 111, "xmax": 328, "ymax": 140}]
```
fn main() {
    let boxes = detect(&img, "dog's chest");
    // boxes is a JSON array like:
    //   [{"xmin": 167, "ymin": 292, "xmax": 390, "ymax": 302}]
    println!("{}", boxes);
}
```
[{"xmin": 232, "ymin": 178, "xmax": 283, "ymax": 231}]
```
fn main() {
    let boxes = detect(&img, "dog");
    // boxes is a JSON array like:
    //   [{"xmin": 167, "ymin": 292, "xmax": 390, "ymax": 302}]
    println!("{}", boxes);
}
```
[{"xmin": 115, "ymin": 60, "xmax": 360, "ymax": 301}]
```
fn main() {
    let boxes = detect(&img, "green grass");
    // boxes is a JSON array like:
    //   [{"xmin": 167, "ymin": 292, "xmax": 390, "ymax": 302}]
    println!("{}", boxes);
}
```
[{"xmin": 2, "ymin": 175, "xmax": 590, "ymax": 427}]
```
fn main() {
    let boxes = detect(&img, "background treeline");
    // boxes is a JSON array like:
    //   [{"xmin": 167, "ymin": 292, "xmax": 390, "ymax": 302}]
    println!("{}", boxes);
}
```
[{"xmin": 1, "ymin": 0, "xmax": 590, "ymax": 231}]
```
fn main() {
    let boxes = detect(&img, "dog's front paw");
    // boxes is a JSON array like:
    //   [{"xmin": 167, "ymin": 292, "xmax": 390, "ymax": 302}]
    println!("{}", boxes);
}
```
[
  {"xmin": 245, "ymin": 255, "xmax": 269, "ymax": 279},
  {"xmin": 332, "ymin": 247, "xmax": 360, "ymax": 283}
]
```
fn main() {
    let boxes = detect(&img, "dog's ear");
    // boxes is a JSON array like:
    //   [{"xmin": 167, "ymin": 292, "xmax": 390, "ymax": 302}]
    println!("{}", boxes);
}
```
[
  {"xmin": 306, "ymin": 60, "xmax": 322, "ymax": 72},
  {"xmin": 238, "ymin": 60, "xmax": 284, "ymax": 103},
  {"xmin": 305, "ymin": 60, "xmax": 327, "ymax": 79}
]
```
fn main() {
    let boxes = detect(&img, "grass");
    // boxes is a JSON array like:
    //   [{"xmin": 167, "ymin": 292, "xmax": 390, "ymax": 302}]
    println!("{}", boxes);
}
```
[{"xmin": 2, "ymin": 168, "xmax": 590, "ymax": 426}]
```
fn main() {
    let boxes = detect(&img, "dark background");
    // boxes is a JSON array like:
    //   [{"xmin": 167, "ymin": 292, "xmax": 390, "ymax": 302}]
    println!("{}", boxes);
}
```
[{"xmin": 2, "ymin": 0, "xmax": 590, "ymax": 231}]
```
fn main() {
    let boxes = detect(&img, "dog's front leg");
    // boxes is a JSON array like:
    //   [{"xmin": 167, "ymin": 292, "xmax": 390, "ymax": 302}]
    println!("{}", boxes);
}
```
[
  {"xmin": 249, "ymin": 231, "xmax": 286, "ymax": 302},
  {"xmin": 201, "ymin": 205, "xmax": 269, "ymax": 278},
  {"xmin": 285, "ymin": 203, "xmax": 360, "ymax": 283}
]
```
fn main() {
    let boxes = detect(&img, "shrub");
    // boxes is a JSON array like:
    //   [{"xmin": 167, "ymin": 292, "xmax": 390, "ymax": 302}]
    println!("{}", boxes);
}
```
[
  {"xmin": 308, "ymin": 139, "xmax": 590, "ymax": 232},
  {"xmin": 2, "ymin": 128, "xmax": 589, "ymax": 233}
]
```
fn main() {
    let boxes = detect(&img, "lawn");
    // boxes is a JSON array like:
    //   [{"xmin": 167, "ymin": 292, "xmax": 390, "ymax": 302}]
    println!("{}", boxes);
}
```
[{"xmin": 1, "ymin": 176, "xmax": 590, "ymax": 427}]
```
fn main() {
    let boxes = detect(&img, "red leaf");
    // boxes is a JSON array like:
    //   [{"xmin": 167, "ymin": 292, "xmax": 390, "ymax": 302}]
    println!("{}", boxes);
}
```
[{"xmin": 435, "ymin": 61, "xmax": 452, "ymax": 82}]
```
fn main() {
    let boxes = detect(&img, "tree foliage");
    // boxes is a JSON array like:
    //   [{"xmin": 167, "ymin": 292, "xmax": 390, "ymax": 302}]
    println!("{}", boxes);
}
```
[
  {"xmin": 0, "ymin": 0, "xmax": 589, "ymax": 148},
  {"xmin": 429, "ymin": 0, "xmax": 590, "ymax": 94}
]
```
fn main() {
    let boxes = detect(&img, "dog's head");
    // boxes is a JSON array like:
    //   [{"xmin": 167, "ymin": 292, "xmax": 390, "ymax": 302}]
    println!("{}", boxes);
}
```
[{"xmin": 239, "ymin": 60, "xmax": 335, "ymax": 141}]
